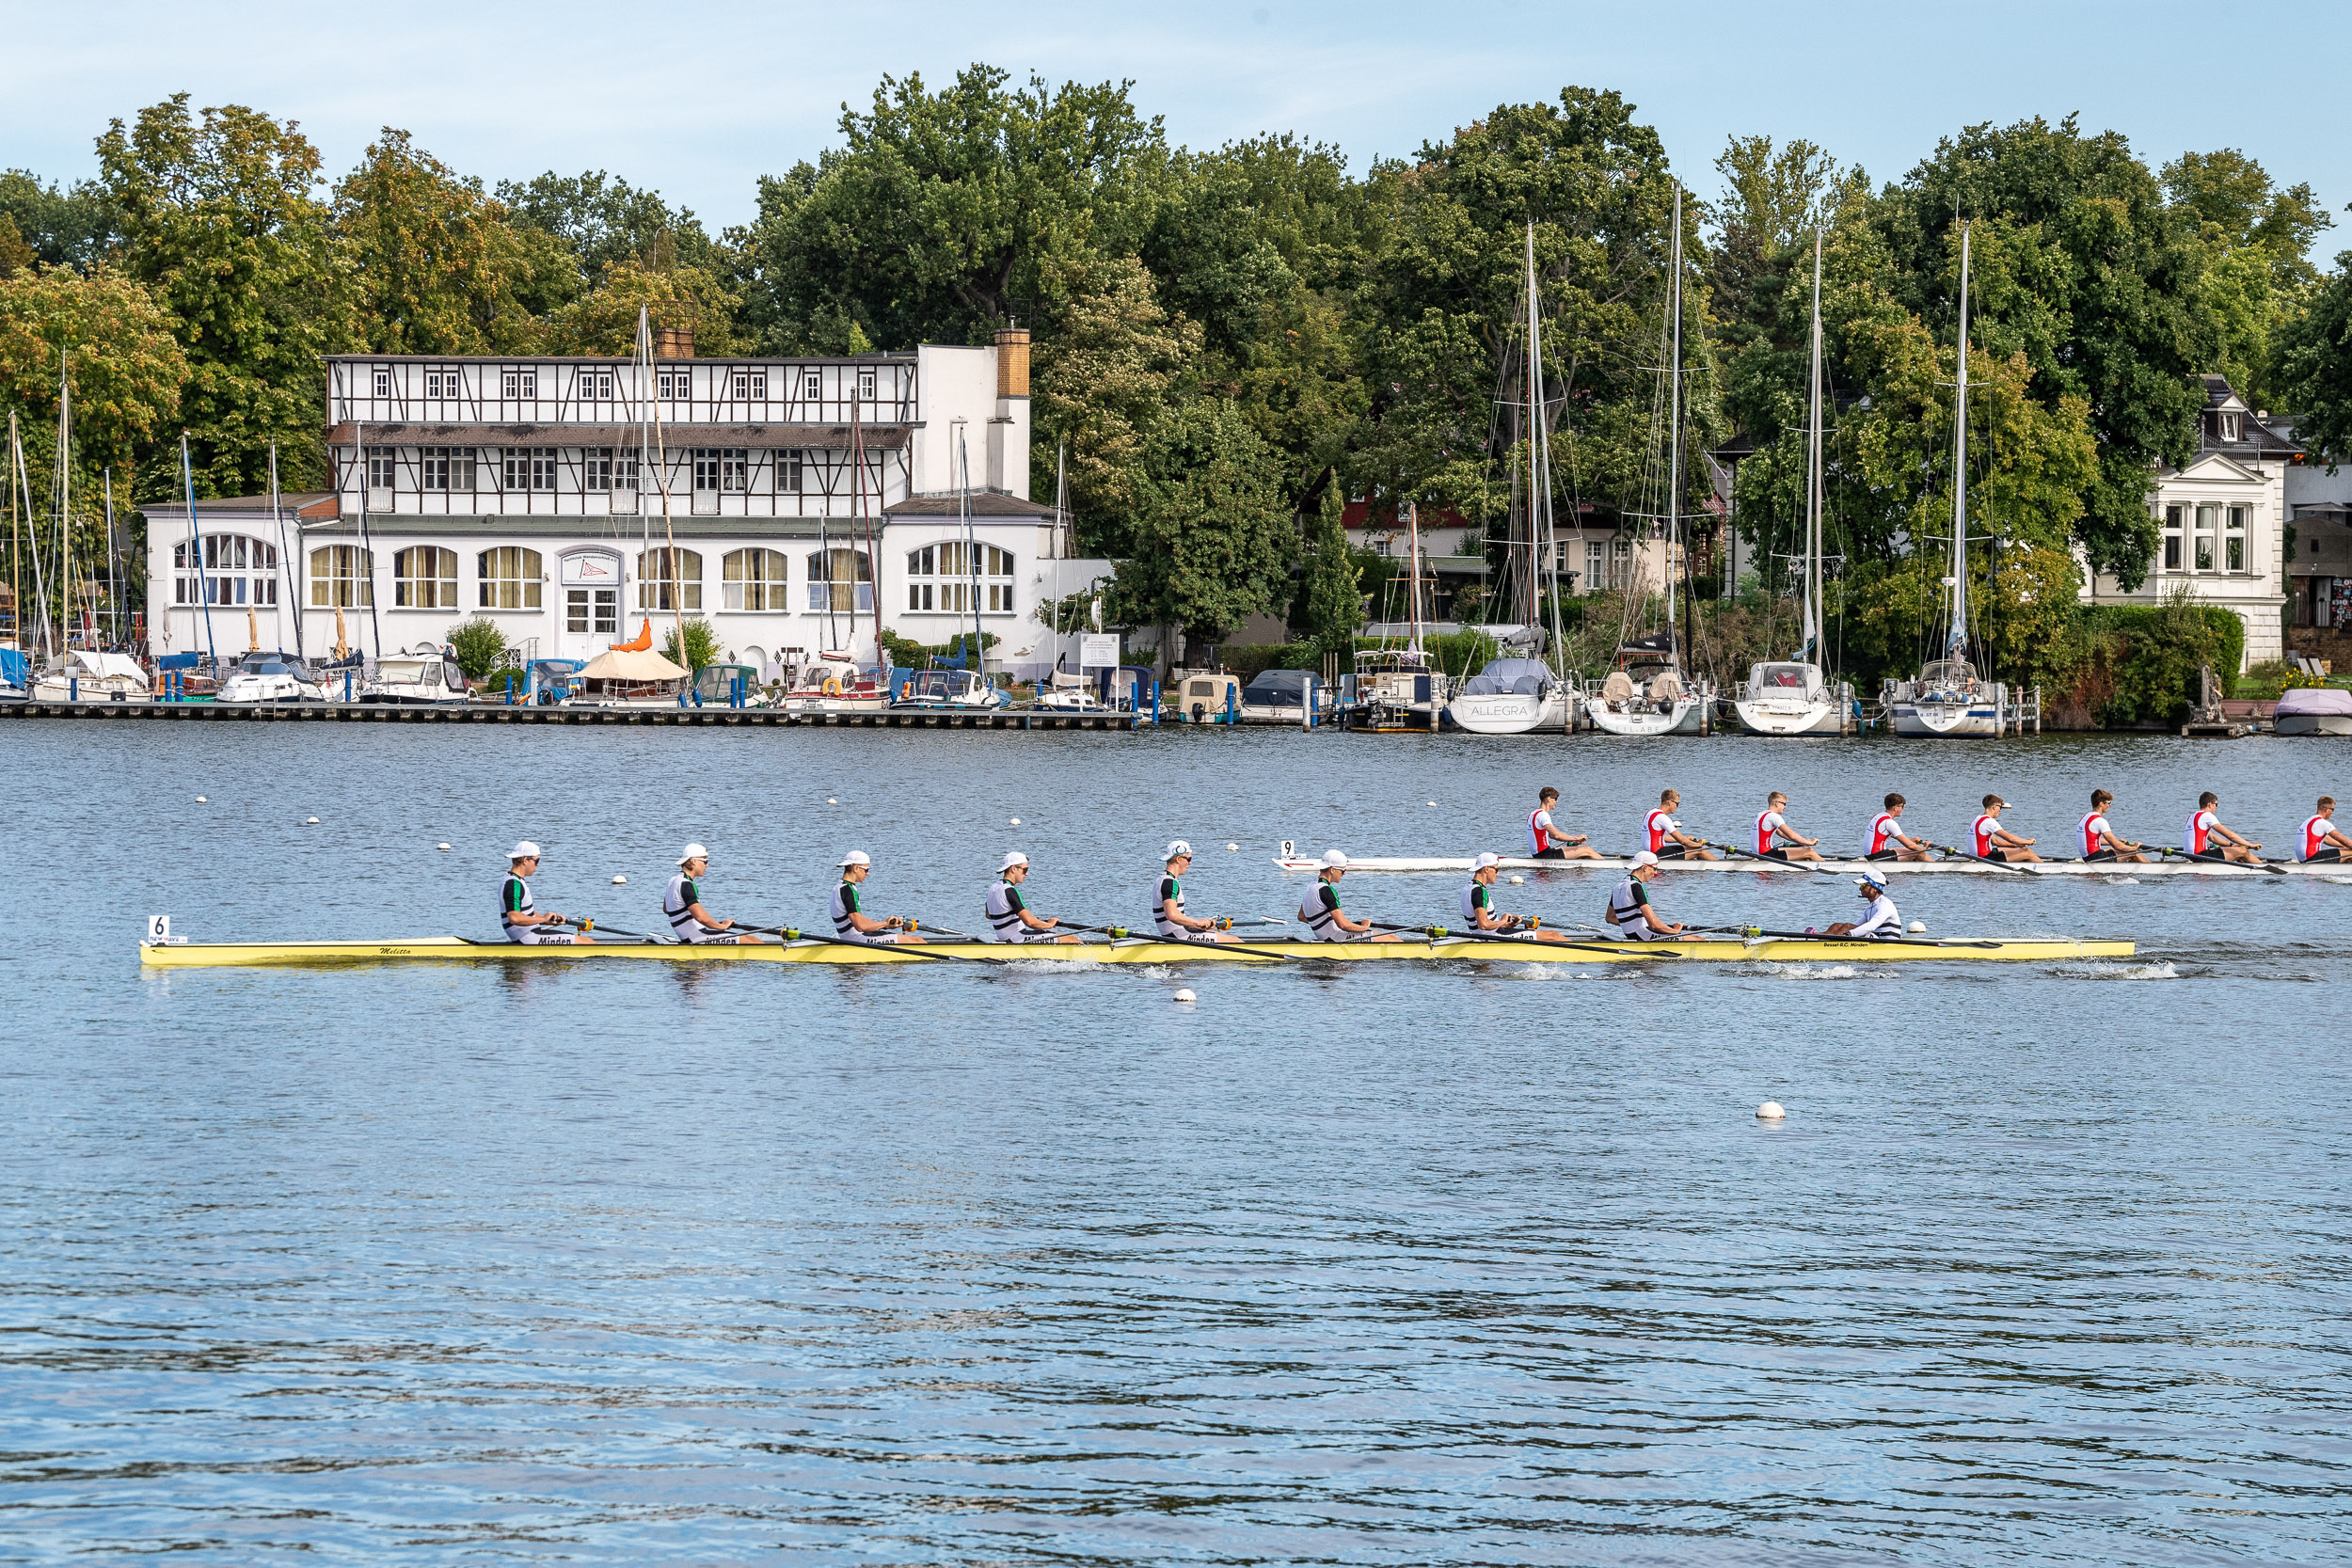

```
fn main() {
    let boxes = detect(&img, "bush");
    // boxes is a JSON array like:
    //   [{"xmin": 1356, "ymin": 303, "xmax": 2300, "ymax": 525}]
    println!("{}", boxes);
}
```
[
  {"xmin": 443, "ymin": 617, "xmax": 509, "ymax": 681},
  {"xmin": 660, "ymin": 616, "xmax": 723, "ymax": 673}
]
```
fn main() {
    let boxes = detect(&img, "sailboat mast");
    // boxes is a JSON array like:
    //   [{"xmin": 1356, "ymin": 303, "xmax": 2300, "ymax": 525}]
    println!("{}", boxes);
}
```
[
  {"xmin": 57, "ymin": 362, "xmax": 73, "ymax": 649},
  {"xmin": 637, "ymin": 309, "xmax": 654, "ymax": 648},
  {"xmin": 1805, "ymin": 228, "xmax": 1824, "ymax": 661},
  {"xmin": 1525, "ymin": 221, "xmax": 1566, "ymax": 670},
  {"xmin": 1666, "ymin": 182, "xmax": 1683, "ymax": 662},
  {"xmin": 1950, "ymin": 220, "xmax": 1971, "ymax": 658},
  {"xmin": 180, "ymin": 433, "xmax": 215, "ymax": 664}
]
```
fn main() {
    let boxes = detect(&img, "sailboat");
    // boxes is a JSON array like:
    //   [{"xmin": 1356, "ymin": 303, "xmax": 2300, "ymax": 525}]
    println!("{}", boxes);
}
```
[
  {"xmin": 1734, "ymin": 230, "xmax": 1850, "ymax": 736},
  {"xmin": 1448, "ymin": 223, "xmax": 1576, "ymax": 736},
  {"xmin": 1587, "ymin": 182, "xmax": 1709, "ymax": 737},
  {"xmin": 1884, "ymin": 220, "xmax": 2005, "ymax": 737}
]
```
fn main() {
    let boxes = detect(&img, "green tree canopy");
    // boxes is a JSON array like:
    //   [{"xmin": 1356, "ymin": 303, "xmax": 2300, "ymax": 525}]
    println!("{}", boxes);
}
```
[
  {"xmin": 1104, "ymin": 397, "xmax": 1295, "ymax": 641},
  {"xmin": 2278, "ymin": 253, "xmax": 2352, "ymax": 469},
  {"xmin": 334, "ymin": 129, "xmax": 559, "ymax": 356},
  {"xmin": 0, "ymin": 262, "xmax": 188, "ymax": 469}
]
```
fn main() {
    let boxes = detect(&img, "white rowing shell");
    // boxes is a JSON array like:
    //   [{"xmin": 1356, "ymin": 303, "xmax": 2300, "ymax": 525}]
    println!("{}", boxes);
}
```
[{"xmin": 1271, "ymin": 853, "xmax": 2347, "ymax": 879}]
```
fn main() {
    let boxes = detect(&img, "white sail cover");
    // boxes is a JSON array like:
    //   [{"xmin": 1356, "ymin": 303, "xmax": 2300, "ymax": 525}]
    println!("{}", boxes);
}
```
[{"xmin": 579, "ymin": 647, "xmax": 689, "ymax": 682}]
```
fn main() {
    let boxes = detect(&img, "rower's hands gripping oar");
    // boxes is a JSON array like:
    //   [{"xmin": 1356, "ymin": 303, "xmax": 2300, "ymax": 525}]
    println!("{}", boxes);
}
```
[
  {"xmin": 2156, "ymin": 845, "xmax": 2286, "ymax": 875},
  {"xmin": 554, "ymin": 916, "xmax": 665, "ymax": 942},
  {"xmin": 1692, "ymin": 832, "xmax": 1843, "ymax": 876},
  {"xmin": 731, "ymin": 921, "xmax": 993, "ymax": 963}
]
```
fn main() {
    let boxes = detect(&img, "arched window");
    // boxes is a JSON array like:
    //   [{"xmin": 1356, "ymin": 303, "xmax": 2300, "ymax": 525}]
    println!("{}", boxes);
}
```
[
  {"xmin": 723, "ymin": 547, "xmax": 788, "ymax": 611},
  {"xmin": 393, "ymin": 546, "xmax": 459, "ymax": 609},
  {"xmin": 902, "ymin": 542, "xmax": 1014, "ymax": 614},
  {"xmin": 806, "ymin": 547, "xmax": 872, "ymax": 613},
  {"xmin": 478, "ymin": 546, "xmax": 543, "ymax": 610},
  {"xmin": 308, "ymin": 546, "xmax": 373, "ymax": 609},
  {"xmin": 174, "ymin": 534, "xmax": 282, "ymax": 607},
  {"xmin": 637, "ymin": 547, "xmax": 702, "ymax": 610}
]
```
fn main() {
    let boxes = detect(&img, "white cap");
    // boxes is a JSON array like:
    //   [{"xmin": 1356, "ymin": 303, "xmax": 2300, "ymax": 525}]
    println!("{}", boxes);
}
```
[
  {"xmin": 1856, "ymin": 867, "xmax": 1887, "ymax": 889},
  {"xmin": 1320, "ymin": 848, "xmax": 1349, "ymax": 869},
  {"xmin": 839, "ymin": 849, "xmax": 871, "ymax": 868},
  {"xmin": 1165, "ymin": 839, "xmax": 1193, "ymax": 860},
  {"xmin": 1472, "ymin": 851, "xmax": 1502, "ymax": 870},
  {"xmin": 1629, "ymin": 850, "xmax": 1661, "ymax": 869},
  {"xmin": 1000, "ymin": 851, "xmax": 1029, "ymax": 872},
  {"xmin": 507, "ymin": 841, "xmax": 541, "ymax": 862},
  {"xmin": 677, "ymin": 843, "xmax": 709, "ymax": 864}
]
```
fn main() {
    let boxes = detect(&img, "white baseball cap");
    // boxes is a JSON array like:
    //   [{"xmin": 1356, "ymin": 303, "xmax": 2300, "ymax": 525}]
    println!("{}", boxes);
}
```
[
  {"xmin": 1856, "ymin": 867, "xmax": 1888, "ymax": 890},
  {"xmin": 839, "ymin": 849, "xmax": 872, "ymax": 868},
  {"xmin": 1000, "ymin": 851, "xmax": 1029, "ymax": 872},
  {"xmin": 1629, "ymin": 850, "xmax": 1661, "ymax": 869},
  {"xmin": 678, "ymin": 843, "xmax": 709, "ymax": 864},
  {"xmin": 507, "ymin": 841, "xmax": 541, "ymax": 862},
  {"xmin": 1165, "ymin": 839, "xmax": 1194, "ymax": 860},
  {"xmin": 1320, "ymin": 848, "xmax": 1349, "ymax": 869},
  {"xmin": 1472, "ymin": 852, "xmax": 1502, "ymax": 870}
]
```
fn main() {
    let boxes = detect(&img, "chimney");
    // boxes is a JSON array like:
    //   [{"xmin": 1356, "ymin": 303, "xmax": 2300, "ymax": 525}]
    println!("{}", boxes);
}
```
[
  {"xmin": 994, "ymin": 325, "xmax": 1029, "ymax": 397},
  {"xmin": 655, "ymin": 324, "xmax": 696, "ymax": 358}
]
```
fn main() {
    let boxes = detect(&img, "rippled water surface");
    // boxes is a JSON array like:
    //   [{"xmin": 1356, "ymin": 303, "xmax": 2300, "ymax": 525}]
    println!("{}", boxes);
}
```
[{"xmin": 5, "ymin": 721, "xmax": 2351, "ymax": 1564}]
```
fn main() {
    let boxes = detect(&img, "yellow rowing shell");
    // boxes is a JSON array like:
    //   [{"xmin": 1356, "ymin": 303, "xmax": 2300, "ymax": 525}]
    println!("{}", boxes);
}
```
[{"xmin": 138, "ymin": 936, "xmax": 2136, "ymax": 968}]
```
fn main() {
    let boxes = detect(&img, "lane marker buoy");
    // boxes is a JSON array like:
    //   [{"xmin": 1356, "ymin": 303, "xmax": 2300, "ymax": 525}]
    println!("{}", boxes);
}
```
[
  {"xmin": 1173, "ymin": 988, "xmax": 1197, "ymax": 1004},
  {"xmin": 1756, "ymin": 1101, "xmax": 1786, "ymax": 1120},
  {"xmin": 826, "ymin": 797, "xmax": 838, "ymax": 804},
  {"xmin": 1908, "ymin": 921, "xmax": 1926, "ymax": 933},
  {"xmin": 1226, "ymin": 842, "xmax": 1238, "ymax": 851},
  {"xmin": 1009, "ymin": 817, "xmax": 1021, "ymax": 825},
  {"xmin": 612, "ymin": 875, "xmax": 628, "ymax": 884},
  {"xmin": 437, "ymin": 843, "xmax": 451, "ymax": 851},
  {"xmin": 1509, "ymin": 875, "xmax": 1525, "ymax": 885},
  {"xmin": 306, "ymin": 816, "xmax": 320, "ymax": 824},
  {"xmin": 195, "ymin": 796, "xmax": 207, "ymax": 803}
]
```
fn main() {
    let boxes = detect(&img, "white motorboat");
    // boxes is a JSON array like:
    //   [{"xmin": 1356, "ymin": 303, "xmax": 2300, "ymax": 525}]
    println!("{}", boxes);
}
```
[
  {"xmin": 1585, "ymin": 657, "xmax": 1708, "ymax": 736},
  {"xmin": 1268, "ymin": 846, "xmax": 2348, "ymax": 879},
  {"xmin": 217, "ymin": 651, "xmax": 327, "ymax": 705},
  {"xmin": 1237, "ymin": 668, "xmax": 1320, "ymax": 722},
  {"xmin": 31, "ymin": 649, "xmax": 151, "ymax": 703},
  {"xmin": 1343, "ymin": 648, "xmax": 1450, "ymax": 731},
  {"xmin": 360, "ymin": 644, "xmax": 469, "ymax": 705},
  {"xmin": 2274, "ymin": 687, "xmax": 2352, "ymax": 736},
  {"xmin": 1447, "ymin": 657, "xmax": 1573, "ymax": 733},
  {"xmin": 783, "ymin": 653, "xmax": 890, "ymax": 714}
]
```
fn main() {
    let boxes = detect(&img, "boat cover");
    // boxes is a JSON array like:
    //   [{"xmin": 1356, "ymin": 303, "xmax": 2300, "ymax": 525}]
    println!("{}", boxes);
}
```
[
  {"xmin": 1461, "ymin": 657, "xmax": 1551, "ymax": 696},
  {"xmin": 2276, "ymin": 686, "xmax": 2352, "ymax": 716},
  {"xmin": 580, "ymin": 646, "xmax": 690, "ymax": 681}
]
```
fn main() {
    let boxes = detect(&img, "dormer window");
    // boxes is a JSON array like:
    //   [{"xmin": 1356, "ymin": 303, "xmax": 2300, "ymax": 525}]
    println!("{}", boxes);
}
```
[{"xmin": 2217, "ymin": 410, "xmax": 2242, "ymax": 442}]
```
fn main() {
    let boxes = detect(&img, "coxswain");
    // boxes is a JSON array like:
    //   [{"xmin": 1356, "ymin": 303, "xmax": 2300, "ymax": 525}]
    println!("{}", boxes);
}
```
[
  {"xmin": 2183, "ymin": 791, "xmax": 2262, "ymax": 863},
  {"xmin": 1972, "ymin": 795, "xmax": 2042, "ymax": 863},
  {"xmin": 1527, "ymin": 786, "xmax": 1601, "ymax": 861},
  {"xmin": 832, "ymin": 850, "xmax": 927, "ymax": 942},
  {"xmin": 2301, "ymin": 797, "xmax": 2352, "ymax": 863},
  {"xmin": 1459, "ymin": 852, "xmax": 1568, "ymax": 942},
  {"xmin": 1645, "ymin": 788, "xmax": 1718, "ymax": 861},
  {"xmin": 1606, "ymin": 850, "xmax": 1695, "ymax": 941},
  {"xmin": 1155, "ymin": 841, "xmax": 1238, "ymax": 942},
  {"xmin": 1866, "ymin": 793, "xmax": 1933, "ymax": 862},
  {"xmin": 1754, "ymin": 791, "xmax": 1823, "ymax": 862},
  {"xmin": 663, "ymin": 844, "xmax": 765, "ymax": 943},
  {"xmin": 1825, "ymin": 866, "xmax": 1904, "ymax": 938},
  {"xmin": 2079, "ymin": 789, "xmax": 2151, "ymax": 863},
  {"xmin": 500, "ymin": 841, "xmax": 592, "ymax": 944},
  {"xmin": 1300, "ymin": 850, "xmax": 1403, "ymax": 942},
  {"xmin": 986, "ymin": 851, "xmax": 1080, "ymax": 942}
]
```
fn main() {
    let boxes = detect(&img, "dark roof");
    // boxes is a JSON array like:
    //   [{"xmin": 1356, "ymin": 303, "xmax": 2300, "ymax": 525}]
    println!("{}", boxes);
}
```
[
  {"xmin": 883, "ymin": 491, "xmax": 1052, "ymax": 518},
  {"xmin": 139, "ymin": 491, "xmax": 339, "ymax": 520},
  {"xmin": 2196, "ymin": 375, "xmax": 2301, "ymax": 460},
  {"xmin": 326, "ymin": 421, "xmax": 909, "ymax": 450}
]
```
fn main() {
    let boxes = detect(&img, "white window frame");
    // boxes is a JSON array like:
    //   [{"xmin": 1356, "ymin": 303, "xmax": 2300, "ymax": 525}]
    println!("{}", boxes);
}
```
[
  {"xmin": 371, "ymin": 366, "xmax": 389, "ymax": 398},
  {"xmin": 637, "ymin": 547, "xmax": 703, "ymax": 611},
  {"xmin": 2162, "ymin": 503, "xmax": 2185, "ymax": 573},
  {"xmin": 2194, "ymin": 502, "xmax": 2219, "ymax": 572},
  {"xmin": 366, "ymin": 452, "xmax": 396, "ymax": 492},
  {"xmin": 578, "ymin": 368, "xmax": 613, "ymax": 401},
  {"xmin": 730, "ymin": 370, "xmax": 768, "ymax": 399},
  {"xmin": 857, "ymin": 368, "xmax": 878, "ymax": 401},
  {"xmin": 565, "ymin": 585, "xmax": 619, "ymax": 635},
  {"xmin": 802, "ymin": 370, "xmax": 821, "ymax": 399},
  {"xmin": 393, "ymin": 546, "xmax": 459, "ymax": 609},
  {"xmin": 501, "ymin": 367, "xmax": 537, "ymax": 399},
  {"xmin": 2226, "ymin": 504, "xmax": 2249, "ymax": 573},
  {"xmin": 310, "ymin": 545, "xmax": 373, "ymax": 609},
  {"xmin": 723, "ymin": 547, "xmax": 789, "ymax": 611},
  {"xmin": 658, "ymin": 367, "xmax": 690, "ymax": 400},
  {"xmin": 478, "ymin": 546, "xmax": 544, "ymax": 610},
  {"xmin": 806, "ymin": 547, "xmax": 873, "ymax": 612},
  {"xmin": 776, "ymin": 450, "xmax": 803, "ymax": 493}
]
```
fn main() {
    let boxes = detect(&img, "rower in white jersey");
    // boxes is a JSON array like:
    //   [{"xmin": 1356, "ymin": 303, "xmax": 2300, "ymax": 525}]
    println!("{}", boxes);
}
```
[
  {"xmin": 831, "ymin": 850, "xmax": 927, "ymax": 943},
  {"xmin": 1865, "ymin": 793, "xmax": 1933, "ymax": 862},
  {"xmin": 1971, "ymin": 794, "xmax": 2042, "ymax": 863},
  {"xmin": 1155, "ymin": 841, "xmax": 1239, "ymax": 942},
  {"xmin": 2301, "ymin": 796, "xmax": 2352, "ymax": 863},
  {"xmin": 2182, "ymin": 790, "xmax": 2263, "ymax": 863},
  {"xmin": 2078, "ymin": 788, "xmax": 2150, "ymax": 863},
  {"xmin": 662, "ymin": 844, "xmax": 765, "ymax": 943},
  {"xmin": 985, "ymin": 852, "xmax": 1080, "ymax": 942},
  {"xmin": 1753, "ymin": 791, "xmax": 1823, "ymax": 862},
  {"xmin": 1459, "ymin": 852, "xmax": 1569, "ymax": 942},
  {"xmin": 1605, "ymin": 850, "xmax": 1693, "ymax": 941},
  {"xmin": 1824, "ymin": 866, "xmax": 1904, "ymax": 938},
  {"xmin": 499, "ymin": 841, "xmax": 592, "ymax": 944},
  {"xmin": 1299, "ymin": 850, "xmax": 1403, "ymax": 942},
  {"xmin": 1526, "ymin": 786, "xmax": 1601, "ymax": 860},
  {"xmin": 1645, "ymin": 788, "xmax": 1719, "ymax": 860}
]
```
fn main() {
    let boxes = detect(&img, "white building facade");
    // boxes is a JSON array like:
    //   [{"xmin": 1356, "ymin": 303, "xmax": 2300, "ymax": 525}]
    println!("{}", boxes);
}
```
[
  {"xmin": 143, "ymin": 331, "xmax": 1107, "ymax": 682},
  {"xmin": 2081, "ymin": 376, "xmax": 2296, "ymax": 670}
]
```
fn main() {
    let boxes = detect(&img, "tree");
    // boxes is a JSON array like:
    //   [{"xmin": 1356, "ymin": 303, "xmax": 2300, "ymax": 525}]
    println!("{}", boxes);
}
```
[
  {"xmin": 1104, "ymin": 398, "xmax": 1295, "ymax": 643},
  {"xmin": 2163, "ymin": 150, "xmax": 2331, "ymax": 286},
  {"xmin": 497, "ymin": 169, "xmax": 721, "ymax": 279},
  {"xmin": 334, "ymin": 130, "xmax": 557, "ymax": 356},
  {"xmin": 443, "ymin": 615, "xmax": 509, "ymax": 680},
  {"xmin": 542, "ymin": 254, "xmax": 746, "ymax": 356},
  {"xmin": 1295, "ymin": 481, "xmax": 1363, "ymax": 656},
  {"xmin": 2278, "ymin": 255, "xmax": 2352, "ymax": 469},
  {"xmin": 661, "ymin": 616, "xmax": 722, "ymax": 673},
  {"xmin": 0, "ymin": 263, "xmax": 189, "ymax": 468},
  {"xmin": 0, "ymin": 169, "xmax": 121, "ymax": 271},
  {"xmin": 98, "ymin": 94, "xmax": 352, "ymax": 497},
  {"xmin": 739, "ymin": 65, "xmax": 1168, "ymax": 354}
]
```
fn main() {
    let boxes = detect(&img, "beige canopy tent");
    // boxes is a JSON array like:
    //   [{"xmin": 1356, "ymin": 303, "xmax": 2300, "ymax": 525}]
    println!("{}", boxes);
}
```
[{"xmin": 579, "ymin": 647, "xmax": 690, "ymax": 682}]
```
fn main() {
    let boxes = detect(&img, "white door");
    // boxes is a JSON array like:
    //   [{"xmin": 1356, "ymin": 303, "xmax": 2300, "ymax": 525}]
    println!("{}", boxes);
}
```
[{"xmin": 558, "ymin": 551, "xmax": 623, "ymax": 659}]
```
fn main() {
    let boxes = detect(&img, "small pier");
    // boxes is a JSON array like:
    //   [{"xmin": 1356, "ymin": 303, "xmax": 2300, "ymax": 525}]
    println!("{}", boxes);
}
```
[{"xmin": 0, "ymin": 701, "xmax": 1142, "ymax": 731}]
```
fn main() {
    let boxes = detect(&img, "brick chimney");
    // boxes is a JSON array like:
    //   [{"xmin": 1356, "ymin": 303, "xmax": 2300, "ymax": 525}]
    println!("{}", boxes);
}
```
[
  {"xmin": 994, "ymin": 325, "xmax": 1029, "ymax": 397},
  {"xmin": 655, "ymin": 324, "xmax": 696, "ymax": 358}
]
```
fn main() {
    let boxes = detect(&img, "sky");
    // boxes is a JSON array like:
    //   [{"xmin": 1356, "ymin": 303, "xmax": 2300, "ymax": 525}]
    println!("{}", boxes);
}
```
[{"xmin": 7, "ymin": 0, "xmax": 2345, "ymax": 252}]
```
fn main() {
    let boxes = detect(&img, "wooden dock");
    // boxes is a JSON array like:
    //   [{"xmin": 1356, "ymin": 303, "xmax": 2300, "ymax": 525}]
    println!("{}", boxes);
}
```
[{"xmin": 0, "ymin": 701, "xmax": 1142, "ymax": 731}]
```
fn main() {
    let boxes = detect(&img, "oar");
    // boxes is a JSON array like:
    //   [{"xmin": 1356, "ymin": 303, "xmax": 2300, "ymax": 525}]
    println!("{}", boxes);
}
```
[
  {"xmin": 732, "ymin": 921, "xmax": 991, "ymax": 964},
  {"xmin": 2155, "ymin": 846, "xmax": 2285, "ymax": 875},
  {"xmin": 1693, "ymin": 832, "xmax": 1844, "ymax": 877},
  {"xmin": 554, "ymin": 916, "xmax": 667, "ymax": 942},
  {"xmin": 1712, "ymin": 926, "xmax": 2004, "ymax": 949},
  {"xmin": 1929, "ymin": 842, "xmax": 2038, "ymax": 875}
]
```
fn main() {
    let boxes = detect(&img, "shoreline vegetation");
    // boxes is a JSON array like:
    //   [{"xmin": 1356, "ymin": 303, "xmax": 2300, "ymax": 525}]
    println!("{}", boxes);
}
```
[{"xmin": 5, "ymin": 72, "xmax": 2349, "ymax": 732}]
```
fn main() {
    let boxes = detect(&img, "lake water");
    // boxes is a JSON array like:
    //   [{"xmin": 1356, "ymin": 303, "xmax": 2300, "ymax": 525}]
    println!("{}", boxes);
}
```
[{"xmin": 5, "ymin": 721, "xmax": 2351, "ymax": 1564}]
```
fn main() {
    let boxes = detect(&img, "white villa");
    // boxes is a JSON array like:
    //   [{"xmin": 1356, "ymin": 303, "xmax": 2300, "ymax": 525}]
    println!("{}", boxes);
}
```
[
  {"xmin": 2081, "ymin": 376, "xmax": 2297, "ymax": 670},
  {"xmin": 141, "ymin": 329, "xmax": 1110, "ymax": 683}
]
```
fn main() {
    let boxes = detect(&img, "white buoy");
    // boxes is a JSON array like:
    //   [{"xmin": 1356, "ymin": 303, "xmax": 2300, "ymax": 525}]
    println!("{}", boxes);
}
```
[
  {"xmin": 1427, "ymin": 800, "xmax": 1438, "ymax": 807},
  {"xmin": 826, "ymin": 797, "xmax": 838, "ymax": 804},
  {"xmin": 1172, "ymin": 988, "xmax": 1197, "ymax": 1004},
  {"xmin": 1908, "ymin": 920, "xmax": 1926, "ymax": 933},
  {"xmin": 1009, "ymin": 817, "xmax": 1021, "ymax": 825},
  {"xmin": 1509, "ymin": 875, "xmax": 1525, "ymax": 885},
  {"xmin": 195, "ymin": 796, "xmax": 207, "ymax": 803},
  {"xmin": 612, "ymin": 875, "xmax": 628, "ymax": 885},
  {"xmin": 306, "ymin": 816, "xmax": 319, "ymax": 824},
  {"xmin": 437, "ymin": 842, "xmax": 451, "ymax": 851},
  {"xmin": 1226, "ymin": 842, "xmax": 1238, "ymax": 851},
  {"xmin": 1756, "ymin": 1101, "xmax": 1786, "ymax": 1120}
]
